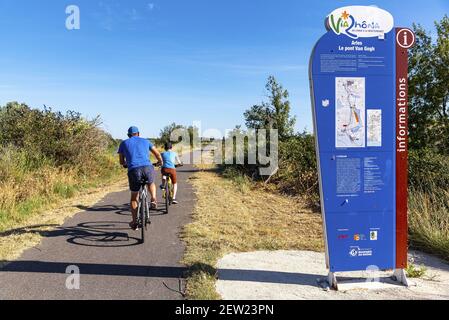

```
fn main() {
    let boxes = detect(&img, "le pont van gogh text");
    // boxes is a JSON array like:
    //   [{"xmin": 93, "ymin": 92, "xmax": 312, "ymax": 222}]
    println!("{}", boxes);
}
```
[{"xmin": 338, "ymin": 41, "xmax": 376, "ymax": 52}]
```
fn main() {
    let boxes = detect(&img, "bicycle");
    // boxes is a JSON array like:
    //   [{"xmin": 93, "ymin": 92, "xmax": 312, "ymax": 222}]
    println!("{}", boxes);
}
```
[
  {"xmin": 154, "ymin": 163, "xmax": 183, "ymax": 214},
  {"xmin": 122, "ymin": 161, "xmax": 154, "ymax": 244},
  {"xmin": 136, "ymin": 180, "xmax": 151, "ymax": 244},
  {"xmin": 162, "ymin": 172, "xmax": 174, "ymax": 214}
]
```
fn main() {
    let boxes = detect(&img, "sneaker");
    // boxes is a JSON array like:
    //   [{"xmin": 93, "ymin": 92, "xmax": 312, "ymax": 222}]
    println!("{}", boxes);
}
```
[
  {"xmin": 150, "ymin": 201, "xmax": 158, "ymax": 210},
  {"xmin": 172, "ymin": 199, "xmax": 178, "ymax": 205}
]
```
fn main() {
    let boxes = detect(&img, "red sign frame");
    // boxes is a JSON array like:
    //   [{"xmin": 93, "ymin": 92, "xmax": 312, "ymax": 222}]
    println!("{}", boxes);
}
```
[{"xmin": 395, "ymin": 27, "xmax": 413, "ymax": 269}]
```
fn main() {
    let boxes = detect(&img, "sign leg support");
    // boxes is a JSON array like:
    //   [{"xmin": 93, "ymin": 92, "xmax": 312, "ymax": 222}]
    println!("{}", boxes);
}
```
[
  {"xmin": 328, "ymin": 272, "xmax": 338, "ymax": 290},
  {"xmin": 393, "ymin": 269, "xmax": 409, "ymax": 287}
]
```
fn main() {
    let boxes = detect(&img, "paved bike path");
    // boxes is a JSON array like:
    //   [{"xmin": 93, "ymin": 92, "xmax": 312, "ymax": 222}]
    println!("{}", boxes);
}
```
[{"xmin": 0, "ymin": 154, "xmax": 198, "ymax": 300}]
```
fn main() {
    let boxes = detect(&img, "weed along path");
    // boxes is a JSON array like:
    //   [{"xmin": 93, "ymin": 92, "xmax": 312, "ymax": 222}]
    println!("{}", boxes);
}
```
[{"xmin": 0, "ymin": 153, "xmax": 197, "ymax": 300}]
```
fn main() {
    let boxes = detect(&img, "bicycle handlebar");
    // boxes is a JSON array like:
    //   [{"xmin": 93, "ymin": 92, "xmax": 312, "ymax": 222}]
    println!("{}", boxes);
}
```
[
  {"xmin": 124, "ymin": 162, "xmax": 184, "ymax": 169},
  {"xmin": 152, "ymin": 163, "xmax": 184, "ymax": 168}
]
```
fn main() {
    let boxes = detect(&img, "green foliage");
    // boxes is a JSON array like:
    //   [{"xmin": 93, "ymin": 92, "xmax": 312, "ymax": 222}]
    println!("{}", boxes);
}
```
[
  {"xmin": 274, "ymin": 133, "xmax": 318, "ymax": 200},
  {"xmin": 408, "ymin": 149, "xmax": 449, "ymax": 191},
  {"xmin": 159, "ymin": 122, "xmax": 185, "ymax": 144},
  {"xmin": 0, "ymin": 102, "xmax": 122, "ymax": 228},
  {"xmin": 0, "ymin": 102, "xmax": 114, "ymax": 172},
  {"xmin": 159, "ymin": 122, "xmax": 199, "ymax": 147},
  {"xmin": 409, "ymin": 16, "xmax": 449, "ymax": 154},
  {"xmin": 406, "ymin": 263, "xmax": 427, "ymax": 279},
  {"xmin": 244, "ymin": 76, "xmax": 296, "ymax": 140},
  {"xmin": 225, "ymin": 77, "xmax": 318, "ymax": 203}
]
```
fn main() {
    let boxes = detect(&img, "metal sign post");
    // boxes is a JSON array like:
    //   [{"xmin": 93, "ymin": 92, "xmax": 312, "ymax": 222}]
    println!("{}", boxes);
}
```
[{"xmin": 309, "ymin": 6, "xmax": 414, "ymax": 289}]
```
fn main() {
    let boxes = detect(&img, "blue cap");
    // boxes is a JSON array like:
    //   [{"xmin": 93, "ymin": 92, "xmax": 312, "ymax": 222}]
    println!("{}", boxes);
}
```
[{"xmin": 128, "ymin": 126, "xmax": 139, "ymax": 135}]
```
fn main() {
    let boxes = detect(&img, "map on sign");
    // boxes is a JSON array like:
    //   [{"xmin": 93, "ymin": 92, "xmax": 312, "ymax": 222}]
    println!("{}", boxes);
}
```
[
  {"xmin": 367, "ymin": 109, "xmax": 382, "ymax": 147},
  {"xmin": 336, "ymin": 77, "xmax": 366, "ymax": 148}
]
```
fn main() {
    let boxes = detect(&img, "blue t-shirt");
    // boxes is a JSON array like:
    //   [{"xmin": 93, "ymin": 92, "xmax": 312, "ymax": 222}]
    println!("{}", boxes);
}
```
[
  {"xmin": 118, "ymin": 137, "xmax": 154, "ymax": 171},
  {"xmin": 161, "ymin": 151, "xmax": 178, "ymax": 169}
]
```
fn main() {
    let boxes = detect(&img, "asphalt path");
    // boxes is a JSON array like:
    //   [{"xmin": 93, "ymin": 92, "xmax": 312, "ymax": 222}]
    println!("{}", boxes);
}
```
[{"xmin": 0, "ymin": 153, "xmax": 198, "ymax": 300}]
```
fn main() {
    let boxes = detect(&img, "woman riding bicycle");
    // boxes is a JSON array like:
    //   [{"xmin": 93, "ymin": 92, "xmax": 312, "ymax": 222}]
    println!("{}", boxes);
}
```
[{"xmin": 160, "ymin": 142, "xmax": 183, "ymax": 204}]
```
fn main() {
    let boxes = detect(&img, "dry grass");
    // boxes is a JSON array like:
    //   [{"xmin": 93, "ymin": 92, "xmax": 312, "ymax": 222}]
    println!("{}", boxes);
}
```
[
  {"xmin": 181, "ymin": 165, "xmax": 324, "ymax": 300},
  {"xmin": 0, "ymin": 146, "xmax": 121, "ymax": 230},
  {"xmin": 0, "ymin": 168, "xmax": 76, "ymax": 226},
  {"xmin": 0, "ymin": 177, "xmax": 128, "ymax": 264},
  {"xmin": 409, "ymin": 187, "xmax": 449, "ymax": 262}
]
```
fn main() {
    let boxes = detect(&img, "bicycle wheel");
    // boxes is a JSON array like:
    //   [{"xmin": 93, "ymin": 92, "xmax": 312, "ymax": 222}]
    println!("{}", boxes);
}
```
[
  {"xmin": 165, "ymin": 179, "xmax": 170, "ymax": 214},
  {"xmin": 140, "ymin": 192, "xmax": 146, "ymax": 244},
  {"xmin": 145, "ymin": 195, "xmax": 151, "ymax": 226},
  {"xmin": 169, "ymin": 180, "xmax": 174, "ymax": 204},
  {"xmin": 136, "ymin": 199, "xmax": 142, "ymax": 229}
]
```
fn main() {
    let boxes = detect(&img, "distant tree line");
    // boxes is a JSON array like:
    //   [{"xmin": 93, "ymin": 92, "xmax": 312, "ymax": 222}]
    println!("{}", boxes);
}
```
[{"xmin": 158, "ymin": 122, "xmax": 199, "ymax": 147}]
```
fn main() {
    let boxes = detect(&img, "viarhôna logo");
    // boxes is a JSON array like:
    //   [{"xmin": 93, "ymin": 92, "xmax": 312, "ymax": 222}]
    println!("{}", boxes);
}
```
[{"xmin": 326, "ymin": 6, "xmax": 394, "ymax": 39}]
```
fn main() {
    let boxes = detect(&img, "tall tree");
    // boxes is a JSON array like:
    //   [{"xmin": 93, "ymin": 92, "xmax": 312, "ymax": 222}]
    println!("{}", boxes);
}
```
[
  {"xmin": 186, "ymin": 125, "xmax": 200, "ymax": 145},
  {"xmin": 244, "ymin": 76, "xmax": 296, "ymax": 140},
  {"xmin": 434, "ymin": 15, "xmax": 449, "ymax": 152},
  {"xmin": 159, "ymin": 122, "xmax": 184, "ymax": 144},
  {"xmin": 409, "ymin": 16, "xmax": 449, "ymax": 153}
]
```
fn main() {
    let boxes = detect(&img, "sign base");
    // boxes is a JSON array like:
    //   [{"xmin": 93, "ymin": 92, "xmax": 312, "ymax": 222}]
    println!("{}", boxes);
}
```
[
  {"xmin": 327, "ymin": 269, "xmax": 410, "ymax": 291},
  {"xmin": 328, "ymin": 272, "xmax": 337, "ymax": 290},
  {"xmin": 393, "ymin": 268, "xmax": 410, "ymax": 287}
]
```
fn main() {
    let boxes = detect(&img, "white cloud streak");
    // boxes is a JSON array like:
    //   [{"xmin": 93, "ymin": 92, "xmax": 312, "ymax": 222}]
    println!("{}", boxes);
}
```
[{"xmin": 95, "ymin": 1, "xmax": 156, "ymax": 31}]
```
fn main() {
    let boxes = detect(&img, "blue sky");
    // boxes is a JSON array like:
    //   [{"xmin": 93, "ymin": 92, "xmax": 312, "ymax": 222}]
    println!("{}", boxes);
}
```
[{"xmin": 0, "ymin": 0, "xmax": 447, "ymax": 139}]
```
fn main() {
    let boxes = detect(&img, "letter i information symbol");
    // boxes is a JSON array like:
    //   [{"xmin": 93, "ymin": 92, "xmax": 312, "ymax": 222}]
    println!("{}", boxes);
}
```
[{"xmin": 396, "ymin": 29, "xmax": 415, "ymax": 49}]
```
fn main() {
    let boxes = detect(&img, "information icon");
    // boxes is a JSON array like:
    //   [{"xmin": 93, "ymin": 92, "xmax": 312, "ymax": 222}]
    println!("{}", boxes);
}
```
[{"xmin": 396, "ymin": 28, "xmax": 416, "ymax": 49}]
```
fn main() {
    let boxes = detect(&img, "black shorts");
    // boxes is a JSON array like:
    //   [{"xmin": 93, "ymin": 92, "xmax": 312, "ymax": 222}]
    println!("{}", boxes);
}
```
[{"xmin": 128, "ymin": 166, "xmax": 155, "ymax": 192}]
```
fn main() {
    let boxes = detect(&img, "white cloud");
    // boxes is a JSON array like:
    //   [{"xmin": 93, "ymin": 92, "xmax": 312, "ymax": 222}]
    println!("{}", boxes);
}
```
[{"xmin": 95, "ymin": 2, "xmax": 156, "ymax": 31}]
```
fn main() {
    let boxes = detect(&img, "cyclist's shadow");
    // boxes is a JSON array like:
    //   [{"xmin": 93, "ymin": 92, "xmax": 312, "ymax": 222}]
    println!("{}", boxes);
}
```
[
  {"xmin": 150, "ymin": 202, "xmax": 168, "ymax": 216},
  {"xmin": 72, "ymin": 201, "xmax": 167, "ymax": 244},
  {"xmin": 65, "ymin": 221, "xmax": 142, "ymax": 247},
  {"xmin": 58, "ymin": 202, "xmax": 165, "ymax": 245},
  {"xmin": 69, "ymin": 203, "xmax": 141, "ymax": 247},
  {"xmin": 0, "ymin": 222, "xmax": 142, "ymax": 248},
  {"xmin": 94, "ymin": 202, "xmax": 167, "ymax": 216},
  {"xmin": 77, "ymin": 204, "xmax": 131, "ymax": 217}
]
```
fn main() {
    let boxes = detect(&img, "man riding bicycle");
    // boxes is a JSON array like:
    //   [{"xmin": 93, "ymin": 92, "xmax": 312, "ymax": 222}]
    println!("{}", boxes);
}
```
[
  {"xmin": 160, "ymin": 142, "xmax": 183, "ymax": 204},
  {"xmin": 118, "ymin": 126, "xmax": 163, "ymax": 230}
]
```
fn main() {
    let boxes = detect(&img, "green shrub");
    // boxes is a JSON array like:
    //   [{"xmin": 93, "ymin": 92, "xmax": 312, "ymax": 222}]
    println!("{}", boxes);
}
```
[
  {"xmin": 406, "ymin": 263, "xmax": 427, "ymax": 278},
  {"xmin": 0, "ymin": 102, "xmax": 113, "ymax": 169},
  {"xmin": 273, "ymin": 133, "xmax": 319, "ymax": 201},
  {"xmin": 409, "ymin": 149, "xmax": 449, "ymax": 191},
  {"xmin": 0, "ymin": 102, "xmax": 122, "ymax": 229},
  {"xmin": 220, "ymin": 131, "xmax": 319, "ymax": 201}
]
